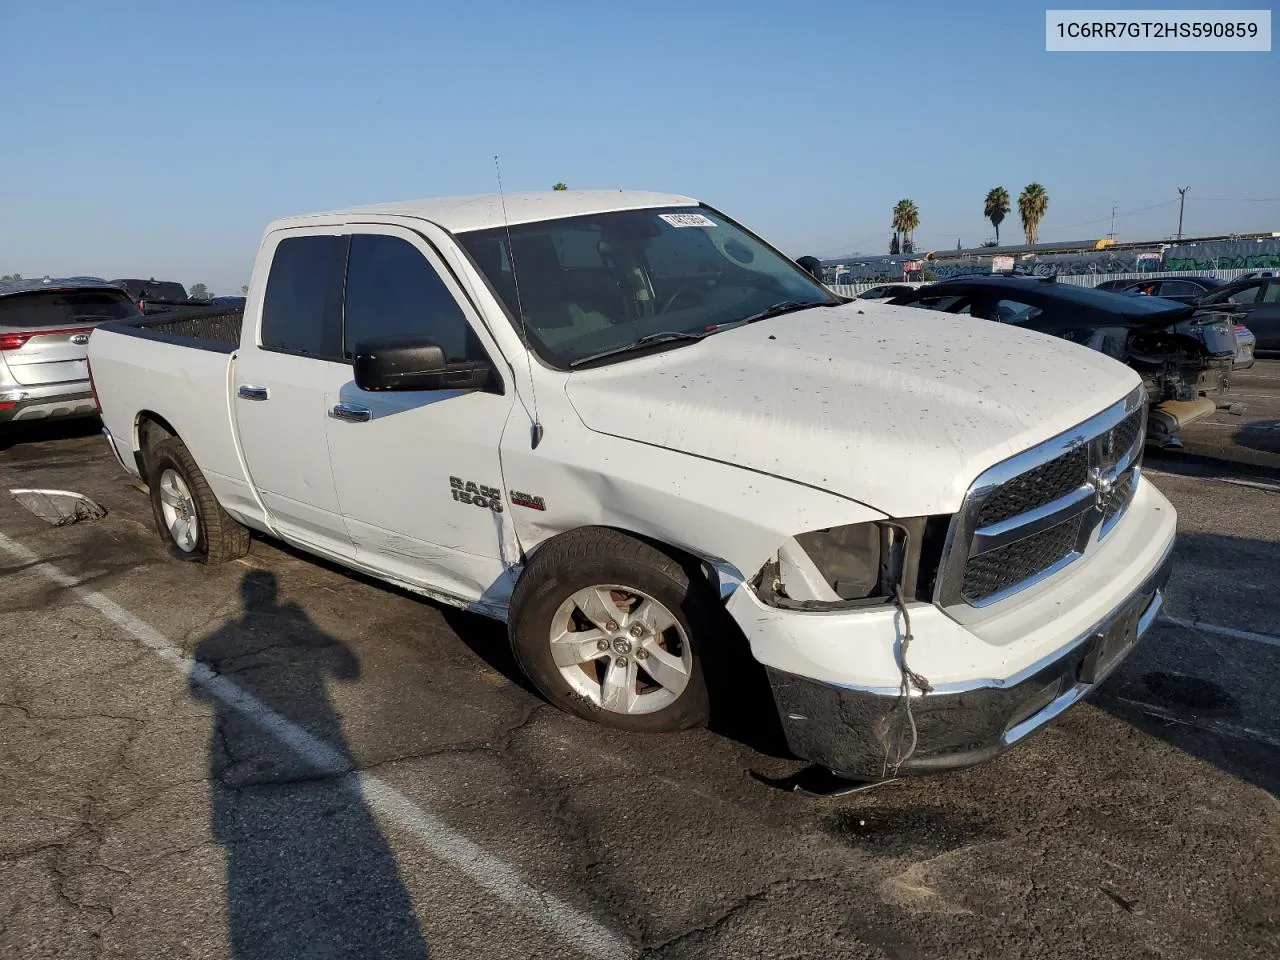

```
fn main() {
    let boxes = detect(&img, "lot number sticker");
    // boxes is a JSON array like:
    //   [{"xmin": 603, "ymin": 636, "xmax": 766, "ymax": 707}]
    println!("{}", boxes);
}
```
[{"xmin": 659, "ymin": 213, "xmax": 717, "ymax": 228}]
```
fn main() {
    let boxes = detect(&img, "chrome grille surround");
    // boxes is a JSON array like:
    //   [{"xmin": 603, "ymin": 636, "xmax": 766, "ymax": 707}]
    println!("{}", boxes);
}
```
[{"xmin": 936, "ymin": 387, "xmax": 1147, "ymax": 611}]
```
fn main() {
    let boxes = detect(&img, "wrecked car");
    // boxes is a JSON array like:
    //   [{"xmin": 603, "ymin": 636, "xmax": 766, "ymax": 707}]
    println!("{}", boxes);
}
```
[
  {"xmin": 888, "ymin": 275, "xmax": 1237, "ymax": 446},
  {"xmin": 87, "ymin": 190, "xmax": 1175, "ymax": 786}
]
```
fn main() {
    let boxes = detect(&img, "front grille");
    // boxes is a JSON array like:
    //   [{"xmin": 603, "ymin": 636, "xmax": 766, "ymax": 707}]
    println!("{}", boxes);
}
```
[
  {"xmin": 947, "ymin": 390, "xmax": 1148, "ymax": 607},
  {"xmin": 975, "ymin": 445, "xmax": 1089, "ymax": 528},
  {"xmin": 962, "ymin": 514, "xmax": 1083, "ymax": 604},
  {"xmin": 1101, "ymin": 473, "xmax": 1137, "ymax": 528},
  {"xmin": 1109, "ymin": 408, "xmax": 1143, "ymax": 463}
]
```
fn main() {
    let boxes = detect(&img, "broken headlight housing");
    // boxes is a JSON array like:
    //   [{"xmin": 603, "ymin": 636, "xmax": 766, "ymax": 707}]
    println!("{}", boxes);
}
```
[{"xmin": 754, "ymin": 516, "xmax": 951, "ymax": 610}]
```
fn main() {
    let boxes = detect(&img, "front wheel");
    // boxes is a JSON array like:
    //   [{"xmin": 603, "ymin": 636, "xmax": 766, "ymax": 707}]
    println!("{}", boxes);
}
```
[
  {"xmin": 507, "ymin": 528, "xmax": 720, "ymax": 733},
  {"xmin": 147, "ymin": 437, "xmax": 250, "ymax": 563}
]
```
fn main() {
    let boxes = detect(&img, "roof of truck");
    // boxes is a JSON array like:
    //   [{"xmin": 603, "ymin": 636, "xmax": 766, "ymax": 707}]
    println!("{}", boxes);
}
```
[{"xmin": 272, "ymin": 190, "xmax": 699, "ymax": 234}]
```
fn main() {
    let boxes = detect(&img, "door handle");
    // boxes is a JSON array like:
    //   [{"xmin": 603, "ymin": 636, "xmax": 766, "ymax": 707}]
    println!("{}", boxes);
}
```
[
  {"xmin": 329, "ymin": 402, "xmax": 372, "ymax": 423},
  {"xmin": 237, "ymin": 384, "xmax": 270, "ymax": 401}
]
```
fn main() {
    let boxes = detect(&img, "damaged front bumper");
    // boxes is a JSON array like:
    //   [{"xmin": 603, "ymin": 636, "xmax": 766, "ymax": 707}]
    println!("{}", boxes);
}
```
[{"xmin": 764, "ymin": 541, "xmax": 1174, "ymax": 781}]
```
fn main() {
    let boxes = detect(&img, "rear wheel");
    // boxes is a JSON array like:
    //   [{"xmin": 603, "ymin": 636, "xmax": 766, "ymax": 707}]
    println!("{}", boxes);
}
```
[
  {"xmin": 147, "ymin": 437, "xmax": 250, "ymax": 563},
  {"xmin": 508, "ymin": 527, "xmax": 720, "ymax": 733}
]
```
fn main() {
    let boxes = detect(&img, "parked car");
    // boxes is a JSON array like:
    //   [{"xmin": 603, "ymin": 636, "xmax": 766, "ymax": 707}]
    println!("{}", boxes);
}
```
[
  {"xmin": 110, "ymin": 278, "xmax": 202, "ymax": 315},
  {"xmin": 857, "ymin": 282, "xmax": 926, "ymax": 301},
  {"xmin": 1, "ymin": 278, "xmax": 140, "ymax": 424},
  {"xmin": 1199, "ymin": 275, "xmax": 1280, "ymax": 352},
  {"xmin": 1095, "ymin": 275, "xmax": 1228, "ymax": 305},
  {"xmin": 88, "ymin": 190, "xmax": 1174, "ymax": 785},
  {"xmin": 888, "ymin": 275, "xmax": 1238, "ymax": 445}
]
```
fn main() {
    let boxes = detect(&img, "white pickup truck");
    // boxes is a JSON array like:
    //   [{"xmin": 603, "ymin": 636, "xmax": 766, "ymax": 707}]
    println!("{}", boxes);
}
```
[{"xmin": 88, "ymin": 190, "xmax": 1176, "ymax": 783}]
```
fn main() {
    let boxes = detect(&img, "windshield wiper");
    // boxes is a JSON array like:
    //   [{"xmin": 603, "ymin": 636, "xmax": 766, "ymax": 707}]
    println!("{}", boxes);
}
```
[
  {"xmin": 568, "ymin": 330, "xmax": 712, "ymax": 368},
  {"xmin": 735, "ymin": 299, "xmax": 837, "ymax": 326}
]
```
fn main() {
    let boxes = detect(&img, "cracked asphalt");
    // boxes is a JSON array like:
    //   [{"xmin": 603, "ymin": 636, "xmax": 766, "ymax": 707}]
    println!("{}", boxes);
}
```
[{"xmin": 2, "ymin": 364, "xmax": 1278, "ymax": 960}]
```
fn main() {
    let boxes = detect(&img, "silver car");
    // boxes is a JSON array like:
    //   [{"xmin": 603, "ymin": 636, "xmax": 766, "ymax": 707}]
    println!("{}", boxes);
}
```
[{"xmin": 0, "ymin": 278, "xmax": 141, "ymax": 425}]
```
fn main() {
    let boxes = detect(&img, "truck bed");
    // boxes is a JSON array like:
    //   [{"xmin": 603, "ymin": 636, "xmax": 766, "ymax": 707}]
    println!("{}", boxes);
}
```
[{"xmin": 100, "ymin": 303, "xmax": 244, "ymax": 352}]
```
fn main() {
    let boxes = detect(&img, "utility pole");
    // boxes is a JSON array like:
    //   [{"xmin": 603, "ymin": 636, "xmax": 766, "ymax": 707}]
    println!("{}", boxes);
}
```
[
  {"xmin": 1109, "ymin": 201, "xmax": 1117, "ymax": 240},
  {"xmin": 1176, "ymin": 186, "xmax": 1190, "ymax": 242}
]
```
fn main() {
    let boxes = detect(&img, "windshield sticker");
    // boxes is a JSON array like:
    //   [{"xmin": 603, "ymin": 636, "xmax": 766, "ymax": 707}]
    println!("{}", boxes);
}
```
[{"xmin": 659, "ymin": 213, "xmax": 717, "ymax": 228}]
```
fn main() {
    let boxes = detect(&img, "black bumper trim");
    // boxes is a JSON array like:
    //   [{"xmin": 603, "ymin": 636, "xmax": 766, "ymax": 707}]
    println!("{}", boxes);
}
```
[{"xmin": 766, "ymin": 541, "xmax": 1175, "ymax": 780}]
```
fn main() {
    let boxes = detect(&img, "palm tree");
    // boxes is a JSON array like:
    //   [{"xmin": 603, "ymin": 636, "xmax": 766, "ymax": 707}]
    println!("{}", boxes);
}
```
[
  {"xmin": 984, "ymin": 187, "xmax": 1010, "ymax": 246},
  {"xmin": 552, "ymin": 182, "xmax": 568, "ymax": 191},
  {"xmin": 891, "ymin": 199, "xmax": 920, "ymax": 253},
  {"xmin": 1018, "ymin": 183, "xmax": 1049, "ymax": 246}
]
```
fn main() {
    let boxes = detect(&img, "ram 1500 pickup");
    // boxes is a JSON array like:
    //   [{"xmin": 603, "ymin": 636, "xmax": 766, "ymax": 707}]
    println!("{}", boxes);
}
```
[{"xmin": 88, "ymin": 190, "xmax": 1176, "ymax": 782}]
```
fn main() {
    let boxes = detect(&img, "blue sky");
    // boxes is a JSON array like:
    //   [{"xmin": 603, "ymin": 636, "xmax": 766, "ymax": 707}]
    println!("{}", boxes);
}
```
[{"xmin": 2, "ymin": 0, "xmax": 1276, "ymax": 293}]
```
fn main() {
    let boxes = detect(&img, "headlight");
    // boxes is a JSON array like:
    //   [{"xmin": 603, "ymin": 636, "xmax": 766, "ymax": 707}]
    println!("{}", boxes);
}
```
[{"xmin": 754, "ymin": 515, "xmax": 951, "ymax": 610}]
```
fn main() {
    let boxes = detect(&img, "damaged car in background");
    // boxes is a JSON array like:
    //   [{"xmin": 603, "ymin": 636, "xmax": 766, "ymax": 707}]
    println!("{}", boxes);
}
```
[
  {"xmin": 87, "ymin": 190, "xmax": 1175, "ymax": 792},
  {"xmin": 888, "ymin": 275, "xmax": 1238, "ymax": 447}
]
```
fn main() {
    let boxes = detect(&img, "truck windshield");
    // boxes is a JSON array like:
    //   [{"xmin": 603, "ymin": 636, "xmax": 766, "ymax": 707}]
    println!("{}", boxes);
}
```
[{"xmin": 457, "ymin": 206, "xmax": 838, "ymax": 368}]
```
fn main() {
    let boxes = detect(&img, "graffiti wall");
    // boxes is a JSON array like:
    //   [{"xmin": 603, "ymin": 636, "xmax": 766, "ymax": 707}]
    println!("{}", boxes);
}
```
[{"xmin": 1162, "ymin": 238, "xmax": 1280, "ymax": 272}]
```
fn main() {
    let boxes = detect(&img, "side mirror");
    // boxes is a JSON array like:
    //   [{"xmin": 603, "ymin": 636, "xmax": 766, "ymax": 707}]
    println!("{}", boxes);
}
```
[
  {"xmin": 353, "ymin": 336, "xmax": 491, "ymax": 392},
  {"xmin": 795, "ymin": 256, "xmax": 824, "ymax": 281}
]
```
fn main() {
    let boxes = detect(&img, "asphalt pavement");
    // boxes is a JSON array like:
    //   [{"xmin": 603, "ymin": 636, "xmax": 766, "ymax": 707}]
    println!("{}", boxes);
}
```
[{"xmin": 1, "ymin": 365, "xmax": 1278, "ymax": 960}]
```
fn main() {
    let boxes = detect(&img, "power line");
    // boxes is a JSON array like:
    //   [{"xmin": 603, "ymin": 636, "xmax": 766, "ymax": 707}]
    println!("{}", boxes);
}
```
[{"xmin": 1188, "ymin": 196, "xmax": 1280, "ymax": 203}]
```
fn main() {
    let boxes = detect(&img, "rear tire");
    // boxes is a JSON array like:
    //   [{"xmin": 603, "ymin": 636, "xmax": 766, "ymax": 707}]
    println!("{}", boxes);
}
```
[
  {"xmin": 508, "ymin": 527, "xmax": 722, "ymax": 733},
  {"xmin": 147, "ymin": 437, "xmax": 250, "ymax": 564}
]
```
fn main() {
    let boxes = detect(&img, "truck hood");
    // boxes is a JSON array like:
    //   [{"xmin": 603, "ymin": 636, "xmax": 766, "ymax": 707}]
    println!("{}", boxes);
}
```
[{"xmin": 563, "ymin": 301, "xmax": 1139, "ymax": 517}]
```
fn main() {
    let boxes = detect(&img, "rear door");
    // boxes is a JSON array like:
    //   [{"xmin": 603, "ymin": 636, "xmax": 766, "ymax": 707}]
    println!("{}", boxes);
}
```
[
  {"xmin": 323, "ymin": 225, "xmax": 517, "ymax": 605},
  {"xmin": 0, "ymin": 288, "xmax": 139, "ymax": 385},
  {"xmin": 231, "ymin": 230, "xmax": 355, "ymax": 557}
]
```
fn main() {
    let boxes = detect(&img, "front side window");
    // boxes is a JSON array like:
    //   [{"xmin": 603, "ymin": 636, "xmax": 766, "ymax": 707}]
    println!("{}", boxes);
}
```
[
  {"xmin": 912, "ymin": 295, "xmax": 970, "ymax": 312},
  {"xmin": 343, "ymin": 234, "xmax": 484, "ymax": 363},
  {"xmin": 260, "ymin": 235, "xmax": 347, "ymax": 358},
  {"xmin": 990, "ymin": 298, "xmax": 1043, "ymax": 324},
  {"xmin": 1205, "ymin": 282, "xmax": 1262, "ymax": 305},
  {"xmin": 457, "ymin": 206, "xmax": 836, "ymax": 367}
]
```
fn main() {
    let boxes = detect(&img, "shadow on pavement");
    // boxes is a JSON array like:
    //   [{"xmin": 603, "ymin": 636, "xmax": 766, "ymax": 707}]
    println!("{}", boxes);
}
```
[
  {"xmin": 192, "ymin": 570, "xmax": 429, "ymax": 960},
  {"xmin": 1232, "ymin": 419, "xmax": 1280, "ymax": 458},
  {"xmin": 0, "ymin": 416, "xmax": 102, "ymax": 453},
  {"xmin": 1096, "ymin": 531, "xmax": 1280, "ymax": 796},
  {"xmin": 1143, "ymin": 443, "xmax": 1280, "ymax": 482}
]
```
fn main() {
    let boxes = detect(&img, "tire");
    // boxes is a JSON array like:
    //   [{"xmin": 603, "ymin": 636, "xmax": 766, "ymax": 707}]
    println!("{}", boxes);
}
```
[
  {"xmin": 147, "ymin": 437, "xmax": 250, "ymax": 564},
  {"xmin": 508, "ymin": 527, "xmax": 723, "ymax": 733}
]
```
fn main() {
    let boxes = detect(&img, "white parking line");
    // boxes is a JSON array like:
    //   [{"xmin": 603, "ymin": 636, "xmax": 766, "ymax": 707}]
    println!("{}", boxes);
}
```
[
  {"xmin": 0, "ymin": 531, "xmax": 633, "ymax": 960},
  {"xmin": 1160, "ymin": 614, "xmax": 1280, "ymax": 649},
  {"xmin": 1142, "ymin": 469, "xmax": 1280, "ymax": 493}
]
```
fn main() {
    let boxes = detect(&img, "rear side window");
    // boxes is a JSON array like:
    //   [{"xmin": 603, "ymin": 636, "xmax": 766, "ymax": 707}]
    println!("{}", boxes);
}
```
[
  {"xmin": 0, "ymin": 290, "xmax": 140, "ymax": 327},
  {"xmin": 1262, "ymin": 284, "xmax": 1280, "ymax": 303},
  {"xmin": 1157, "ymin": 281, "xmax": 1196, "ymax": 297},
  {"xmin": 260, "ymin": 235, "xmax": 348, "ymax": 358},
  {"xmin": 343, "ymin": 234, "xmax": 484, "ymax": 363}
]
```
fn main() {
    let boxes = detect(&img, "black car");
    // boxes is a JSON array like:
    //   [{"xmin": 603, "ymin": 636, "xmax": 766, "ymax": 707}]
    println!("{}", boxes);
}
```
[
  {"xmin": 110, "ymin": 278, "xmax": 200, "ymax": 315},
  {"xmin": 1094, "ymin": 275, "xmax": 1228, "ymax": 305},
  {"xmin": 1199, "ymin": 275, "xmax": 1280, "ymax": 352},
  {"xmin": 888, "ymin": 276, "xmax": 1238, "ymax": 444}
]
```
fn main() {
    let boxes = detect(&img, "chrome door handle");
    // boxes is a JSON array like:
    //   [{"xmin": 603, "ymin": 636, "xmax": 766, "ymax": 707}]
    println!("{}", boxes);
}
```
[
  {"xmin": 329, "ymin": 402, "xmax": 372, "ymax": 423},
  {"xmin": 237, "ymin": 384, "xmax": 270, "ymax": 401}
]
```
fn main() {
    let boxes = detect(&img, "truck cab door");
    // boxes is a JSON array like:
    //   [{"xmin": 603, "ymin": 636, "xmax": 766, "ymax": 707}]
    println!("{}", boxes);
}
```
[
  {"xmin": 232, "ymin": 229, "xmax": 355, "ymax": 559},
  {"xmin": 323, "ymin": 226, "xmax": 517, "ymax": 609}
]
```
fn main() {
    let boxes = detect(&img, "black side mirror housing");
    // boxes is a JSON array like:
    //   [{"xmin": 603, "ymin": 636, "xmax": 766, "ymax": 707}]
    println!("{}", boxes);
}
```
[
  {"xmin": 795, "ymin": 256, "xmax": 824, "ymax": 281},
  {"xmin": 353, "ymin": 336, "xmax": 491, "ymax": 392}
]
